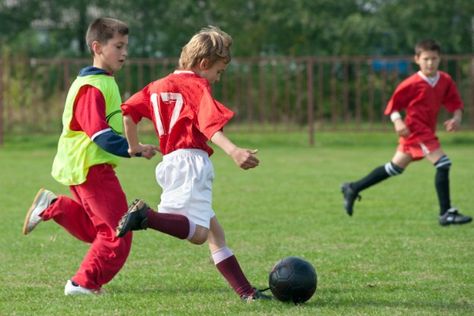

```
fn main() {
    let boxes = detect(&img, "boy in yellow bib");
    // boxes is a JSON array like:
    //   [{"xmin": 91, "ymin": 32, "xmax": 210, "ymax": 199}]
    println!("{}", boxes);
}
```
[{"xmin": 22, "ymin": 17, "xmax": 157, "ymax": 295}]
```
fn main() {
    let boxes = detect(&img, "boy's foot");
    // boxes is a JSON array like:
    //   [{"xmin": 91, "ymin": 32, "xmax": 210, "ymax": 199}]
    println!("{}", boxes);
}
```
[
  {"xmin": 64, "ymin": 280, "xmax": 102, "ymax": 295},
  {"xmin": 116, "ymin": 199, "xmax": 149, "ymax": 237},
  {"xmin": 340, "ymin": 183, "xmax": 361, "ymax": 216},
  {"xmin": 23, "ymin": 188, "xmax": 57, "ymax": 235},
  {"xmin": 241, "ymin": 288, "xmax": 272, "ymax": 302},
  {"xmin": 439, "ymin": 208, "xmax": 472, "ymax": 226}
]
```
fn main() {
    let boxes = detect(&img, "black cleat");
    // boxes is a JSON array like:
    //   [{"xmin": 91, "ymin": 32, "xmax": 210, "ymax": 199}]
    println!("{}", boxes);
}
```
[
  {"xmin": 241, "ymin": 288, "xmax": 272, "ymax": 302},
  {"xmin": 439, "ymin": 208, "xmax": 472, "ymax": 226},
  {"xmin": 116, "ymin": 199, "xmax": 149, "ymax": 237},
  {"xmin": 341, "ymin": 183, "xmax": 361, "ymax": 216}
]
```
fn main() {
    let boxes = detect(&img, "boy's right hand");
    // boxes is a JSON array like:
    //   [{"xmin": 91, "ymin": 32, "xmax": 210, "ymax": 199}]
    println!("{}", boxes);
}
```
[
  {"xmin": 393, "ymin": 119, "xmax": 410, "ymax": 137},
  {"xmin": 230, "ymin": 148, "xmax": 259, "ymax": 170}
]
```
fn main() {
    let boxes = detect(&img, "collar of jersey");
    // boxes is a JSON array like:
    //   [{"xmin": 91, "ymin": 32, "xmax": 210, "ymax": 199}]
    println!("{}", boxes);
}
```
[
  {"xmin": 174, "ymin": 70, "xmax": 195, "ymax": 75},
  {"xmin": 417, "ymin": 71, "xmax": 440, "ymax": 87},
  {"xmin": 79, "ymin": 66, "xmax": 110, "ymax": 77}
]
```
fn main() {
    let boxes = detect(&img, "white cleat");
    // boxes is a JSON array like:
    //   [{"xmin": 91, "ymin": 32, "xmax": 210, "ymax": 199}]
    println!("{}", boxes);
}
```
[
  {"xmin": 22, "ymin": 188, "xmax": 57, "ymax": 235},
  {"xmin": 64, "ymin": 280, "xmax": 102, "ymax": 296}
]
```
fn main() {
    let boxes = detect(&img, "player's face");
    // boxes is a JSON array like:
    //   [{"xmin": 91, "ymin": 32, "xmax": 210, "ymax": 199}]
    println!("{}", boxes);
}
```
[
  {"xmin": 415, "ymin": 50, "xmax": 440, "ymax": 77},
  {"xmin": 200, "ymin": 59, "xmax": 228, "ymax": 84},
  {"xmin": 93, "ymin": 33, "xmax": 128, "ymax": 74}
]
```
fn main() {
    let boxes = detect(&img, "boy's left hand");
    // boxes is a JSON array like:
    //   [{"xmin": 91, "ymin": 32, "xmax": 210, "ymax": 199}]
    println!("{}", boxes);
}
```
[
  {"xmin": 130, "ymin": 143, "xmax": 160, "ymax": 159},
  {"xmin": 444, "ymin": 117, "xmax": 461, "ymax": 132},
  {"xmin": 230, "ymin": 148, "xmax": 259, "ymax": 170},
  {"xmin": 141, "ymin": 144, "xmax": 160, "ymax": 159}
]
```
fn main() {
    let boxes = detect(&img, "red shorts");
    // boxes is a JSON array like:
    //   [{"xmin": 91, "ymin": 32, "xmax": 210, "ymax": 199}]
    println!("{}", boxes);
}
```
[{"xmin": 397, "ymin": 138, "xmax": 440, "ymax": 161}]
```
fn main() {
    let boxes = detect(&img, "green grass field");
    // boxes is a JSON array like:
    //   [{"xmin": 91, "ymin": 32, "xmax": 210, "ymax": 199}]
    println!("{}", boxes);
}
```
[{"xmin": 1, "ymin": 132, "xmax": 473, "ymax": 315}]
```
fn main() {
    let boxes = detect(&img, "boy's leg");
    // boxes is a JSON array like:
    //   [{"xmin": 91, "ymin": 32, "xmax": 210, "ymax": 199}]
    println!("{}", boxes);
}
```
[
  {"xmin": 352, "ymin": 150, "xmax": 411, "ymax": 192},
  {"xmin": 24, "ymin": 188, "xmax": 96, "ymax": 242},
  {"xmin": 427, "ymin": 150, "xmax": 451, "ymax": 214},
  {"xmin": 148, "ymin": 209, "xmax": 193, "ymax": 239},
  {"xmin": 116, "ymin": 199, "xmax": 194, "ymax": 239},
  {"xmin": 69, "ymin": 165, "xmax": 132, "ymax": 290},
  {"xmin": 117, "ymin": 150, "xmax": 208, "ymax": 239},
  {"xmin": 23, "ymin": 188, "xmax": 57, "ymax": 235},
  {"xmin": 341, "ymin": 151, "xmax": 410, "ymax": 215},
  {"xmin": 208, "ymin": 217, "xmax": 257, "ymax": 299},
  {"xmin": 427, "ymin": 149, "xmax": 472, "ymax": 225}
]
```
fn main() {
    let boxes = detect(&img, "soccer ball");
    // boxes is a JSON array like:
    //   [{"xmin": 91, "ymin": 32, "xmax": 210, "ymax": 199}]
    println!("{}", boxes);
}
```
[{"xmin": 268, "ymin": 256, "xmax": 317, "ymax": 304}]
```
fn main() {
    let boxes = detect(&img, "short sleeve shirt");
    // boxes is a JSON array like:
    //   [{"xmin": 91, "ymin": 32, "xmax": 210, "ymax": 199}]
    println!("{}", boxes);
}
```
[
  {"xmin": 121, "ymin": 71, "xmax": 234, "ymax": 156},
  {"xmin": 384, "ymin": 71, "xmax": 463, "ymax": 144}
]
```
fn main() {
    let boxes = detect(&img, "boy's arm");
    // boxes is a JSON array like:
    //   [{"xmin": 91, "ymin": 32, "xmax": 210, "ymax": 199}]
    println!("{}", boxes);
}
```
[
  {"xmin": 93, "ymin": 132, "xmax": 131, "ymax": 158},
  {"xmin": 123, "ymin": 115, "xmax": 158, "ymax": 159},
  {"xmin": 210, "ymin": 131, "xmax": 259, "ymax": 170},
  {"xmin": 390, "ymin": 111, "xmax": 410, "ymax": 137},
  {"xmin": 74, "ymin": 85, "xmax": 131, "ymax": 157},
  {"xmin": 444, "ymin": 109, "xmax": 462, "ymax": 132}
]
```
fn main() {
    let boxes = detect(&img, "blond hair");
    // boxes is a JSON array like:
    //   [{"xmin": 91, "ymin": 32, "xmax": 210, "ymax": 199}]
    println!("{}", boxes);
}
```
[{"xmin": 178, "ymin": 26, "xmax": 232, "ymax": 69}]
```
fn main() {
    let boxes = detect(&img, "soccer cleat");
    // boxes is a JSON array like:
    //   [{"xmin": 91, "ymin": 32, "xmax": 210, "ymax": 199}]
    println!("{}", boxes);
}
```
[
  {"xmin": 340, "ymin": 183, "xmax": 361, "ymax": 216},
  {"xmin": 23, "ymin": 188, "xmax": 57, "ymax": 235},
  {"xmin": 116, "ymin": 199, "xmax": 149, "ymax": 237},
  {"xmin": 241, "ymin": 288, "xmax": 272, "ymax": 302},
  {"xmin": 439, "ymin": 208, "xmax": 472, "ymax": 226},
  {"xmin": 64, "ymin": 280, "xmax": 102, "ymax": 296}
]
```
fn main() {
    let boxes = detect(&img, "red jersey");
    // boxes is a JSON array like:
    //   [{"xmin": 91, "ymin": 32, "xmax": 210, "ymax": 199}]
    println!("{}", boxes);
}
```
[
  {"xmin": 384, "ymin": 71, "xmax": 463, "ymax": 145},
  {"xmin": 121, "ymin": 71, "xmax": 234, "ymax": 156},
  {"xmin": 70, "ymin": 85, "xmax": 110, "ymax": 139}
]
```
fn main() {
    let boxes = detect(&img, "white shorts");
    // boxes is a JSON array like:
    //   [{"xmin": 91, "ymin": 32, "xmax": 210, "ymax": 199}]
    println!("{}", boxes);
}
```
[{"xmin": 155, "ymin": 149, "xmax": 215, "ymax": 228}]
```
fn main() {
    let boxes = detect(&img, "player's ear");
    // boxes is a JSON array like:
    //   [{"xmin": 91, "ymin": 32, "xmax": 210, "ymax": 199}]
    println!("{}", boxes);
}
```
[
  {"xmin": 413, "ymin": 54, "xmax": 419, "ymax": 64},
  {"xmin": 91, "ymin": 41, "xmax": 102, "ymax": 55},
  {"xmin": 199, "ymin": 58, "xmax": 210, "ymax": 70}
]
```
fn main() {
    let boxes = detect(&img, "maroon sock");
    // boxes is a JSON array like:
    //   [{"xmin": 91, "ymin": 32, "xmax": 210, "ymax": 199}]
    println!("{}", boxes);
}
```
[
  {"xmin": 215, "ymin": 255, "xmax": 253, "ymax": 297},
  {"xmin": 146, "ymin": 210, "xmax": 190, "ymax": 239}
]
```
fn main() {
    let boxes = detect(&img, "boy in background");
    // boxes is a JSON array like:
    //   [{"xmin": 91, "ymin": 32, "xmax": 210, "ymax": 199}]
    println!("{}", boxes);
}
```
[
  {"xmin": 116, "ymin": 26, "xmax": 270, "ymax": 301},
  {"xmin": 341, "ymin": 39, "xmax": 471, "ymax": 226},
  {"xmin": 23, "ymin": 17, "xmax": 156, "ymax": 295}
]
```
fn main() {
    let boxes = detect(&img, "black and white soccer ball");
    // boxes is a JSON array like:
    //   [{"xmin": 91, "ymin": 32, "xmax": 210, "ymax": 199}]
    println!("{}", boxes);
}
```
[{"xmin": 268, "ymin": 256, "xmax": 317, "ymax": 304}]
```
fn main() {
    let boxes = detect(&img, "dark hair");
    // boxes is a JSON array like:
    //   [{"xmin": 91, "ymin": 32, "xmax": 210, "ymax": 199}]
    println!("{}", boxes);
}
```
[
  {"xmin": 415, "ymin": 39, "xmax": 441, "ymax": 55},
  {"xmin": 85, "ymin": 17, "xmax": 129, "ymax": 55}
]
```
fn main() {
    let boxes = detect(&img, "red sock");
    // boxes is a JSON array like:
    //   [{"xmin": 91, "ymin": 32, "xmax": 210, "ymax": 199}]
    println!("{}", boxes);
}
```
[
  {"xmin": 146, "ymin": 210, "xmax": 190, "ymax": 239},
  {"xmin": 215, "ymin": 255, "xmax": 253, "ymax": 297}
]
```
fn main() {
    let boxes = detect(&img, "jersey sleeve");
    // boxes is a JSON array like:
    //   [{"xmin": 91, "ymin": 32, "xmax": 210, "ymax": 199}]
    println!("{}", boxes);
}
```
[
  {"xmin": 443, "ymin": 78, "xmax": 464, "ymax": 112},
  {"xmin": 71, "ymin": 85, "xmax": 110, "ymax": 138},
  {"xmin": 121, "ymin": 86, "xmax": 153, "ymax": 123},
  {"xmin": 384, "ymin": 82, "xmax": 411, "ymax": 115},
  {"xmin": 93, "ymin": 130, "xmax": 130, "ymax": 157},
  {"xmin": 196, "ymin": 87, "xmax": 234, "ymax": 140}
]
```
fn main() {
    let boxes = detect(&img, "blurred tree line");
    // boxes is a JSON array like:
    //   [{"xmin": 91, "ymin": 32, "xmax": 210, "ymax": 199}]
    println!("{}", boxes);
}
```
[{"xmin": 1, "ymin": 0, "xmax": 474, "ymax": 58}]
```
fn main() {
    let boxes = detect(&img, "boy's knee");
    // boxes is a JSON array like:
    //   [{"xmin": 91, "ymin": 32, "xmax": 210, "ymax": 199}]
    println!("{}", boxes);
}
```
[
  {"xmin": 189, "ymin": 237, "xmax": 207, "ymax": 245},
  {"xmin": 109, "ymin": 233, "xmax": 133, "ymax": 257},
  {"xmin": 385, "ymin": 162, "xmax": 404, "ymax": 176},
  {"xmin": 434, "ymin": 155, "xmax": 451, "ymax": 170},
  {"xmin": 188, "ymin": 227, "xmax": 208, "ymax": 245}
]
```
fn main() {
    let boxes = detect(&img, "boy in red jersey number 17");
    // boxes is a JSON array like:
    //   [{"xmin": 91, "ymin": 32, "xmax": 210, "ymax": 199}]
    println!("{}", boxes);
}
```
[
  {"xmin": 116, "ymin": 26, "xmax": 271, "ymax": 301},
  {"xmin": 341, "ymin": 39, "xmax": 471, "ymax": 226}
]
